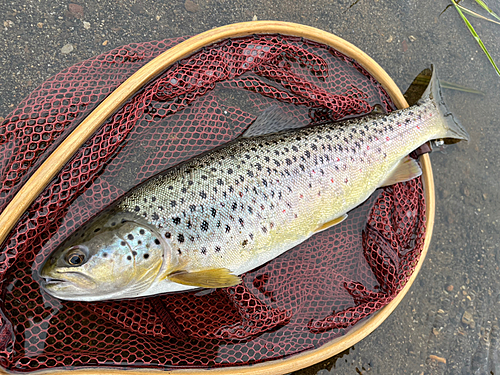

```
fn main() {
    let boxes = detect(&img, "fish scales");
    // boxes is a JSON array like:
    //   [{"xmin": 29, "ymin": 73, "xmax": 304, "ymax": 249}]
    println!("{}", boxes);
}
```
[
  {"xmin": 39, "ymin": 67, "xmax": 469, "ymax": 301},
  {"xmin": 118, "ymin": 99, "xmax": 436, "ymax": 276}
]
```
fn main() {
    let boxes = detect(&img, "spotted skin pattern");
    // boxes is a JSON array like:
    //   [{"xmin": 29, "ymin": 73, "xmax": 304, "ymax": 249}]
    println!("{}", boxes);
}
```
[{"xmin": 118, "ymin": 98, "xmax": 441, "ymax": 279}]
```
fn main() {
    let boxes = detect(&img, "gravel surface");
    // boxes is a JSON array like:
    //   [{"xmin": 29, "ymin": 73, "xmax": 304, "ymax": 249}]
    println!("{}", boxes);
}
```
[{"xmin": 1, "ymin": 0, "xmax": 499, "ymax": 374}]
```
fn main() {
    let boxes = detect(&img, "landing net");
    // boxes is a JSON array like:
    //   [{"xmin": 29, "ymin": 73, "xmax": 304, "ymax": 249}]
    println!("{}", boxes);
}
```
[{"xmin": 0, "ymin": 34, "xmax": 425, "ymax": 371}]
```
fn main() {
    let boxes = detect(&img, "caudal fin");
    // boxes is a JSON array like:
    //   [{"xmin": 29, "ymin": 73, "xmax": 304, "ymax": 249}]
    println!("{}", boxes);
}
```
[{"xmin": 405, "ymin": 66, "xmax": 470, "ymax": 144}]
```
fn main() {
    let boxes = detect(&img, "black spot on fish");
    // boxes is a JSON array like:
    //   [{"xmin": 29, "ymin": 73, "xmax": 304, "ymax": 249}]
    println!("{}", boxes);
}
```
[
  {"xmin": 111, "ymin": 222, "xmax": 116, "ymax": 226},
  {"xmin": 152, "ymin": 196, "xmax": 156, "ymax": 202},
  {"xmin": 173, "ymin": 217, "xmax": 181, "ymax": 225},
  {"xmin": 211, "ymin": 208, "xmax": 217, "ymax": 217},
  {"xmin": 249, "ymin": 233, "xmax": 254, "ymax": 240},
  {"xmin": 225, "ymin": 225, "xmax": 231, "ymax": 233},
  {"xmin": 128, "ymin": 234, "xmax": 134, "ymax": 240},
  {"xmin": 255, "ymin": 163, "xmax": 262, "ymax": 171},
  {"xmin": 215, "ymin": 246, "xmax": 221, "ymax": 252},
  {"xmin": 304, "ymin": 150, "xmax": 311, "ymax": 158},
  {"xmin": 134, "ymin": 206, "xmax": 140, "ymax": 212},
  {"xmin": 139, "ymin": 229, "xmax": 145, "ymax": 235},
  {"xmin": 187, "ymin": 219, "xmax": 192, "ymax": 229},
  {"xmin": 248, "ymin": 206, "xmax": 253, "ymax": 214},
  {"xmin": 127, "ymin": 256, "xmax": 132, "ymax": 261},
  {"xmin": 201, "ymin": 220, "xmax": 209, "ymax": 231},
  {"xmin": 94, "ymin": 227, "xmax": 101, "ymax": 233},
  {"xmin": 121, "ymin": 241, "xmax": 126, "ymax": 246},
  {"xmin": 232, "ymin": 202, "xmax": 237, "ymax": 211},
  {"xmin": 188, "ymin": 180, "xmax": 194, "ymax": 186},
  {"xmin": 201, "ymin": 175, "xmax": 208, "ymax": 180},
  {"xmin": 242, "ymin": 240, "xmax": 248, "ymax": 247},
  {"xmin": 144, "ymin": 254, "xmax": 149, "ymax": 259},
  {"xmin": 152, "ymin": 213, "xmax": 159, "ymax": 221},
  {"xmin": 154, "ymin": 238, "xmax": 160, "ymax": 245},
  {"xmin": 132, "ymin": 251, "xmax": 137, "ymax": 256},
  {"xmin": 178, "ymin": 234, "xmax": 185, "ymax": 243},
  {"xmin": 239, "ymin": 218, "xmax": 244, "ymax": 227},
  {"xmin": 201, "ymin": 247, "xmax": 207, "ymax": 255},
  {"xmin": 200, "ymin": 191, "xmax": 207, "ymax": 199},
  {"xmin": 189, "ymin": 205, "xmax": 196, "ymax": 212},
  {"xmin": 177, "ymin": 249, "xmax": 182, "ymax": 255},
  {"xmin": 227, "ymin": 168, "xmax": 233, "ymax": 174},
  {"xmin": 102, "ymin": 253, "xmax": 107, "ymax": 258},
  {"xmin": 170, "ymin": 200, "xmax": 176, "ymax": 207},
  {"xmin": 138, "ymin": 240, "xmax": 142, "ymax": 245},
  {"xmin": 168, "ymin": 185, "xmax": 174, "ymax": 190},
  {"xmin": 262, "ymin": 226, "xmax": 267, "ymax": 233},
  {"xmin": 165, "ymin": 232, "xmax": 171, "ymax": 238}
]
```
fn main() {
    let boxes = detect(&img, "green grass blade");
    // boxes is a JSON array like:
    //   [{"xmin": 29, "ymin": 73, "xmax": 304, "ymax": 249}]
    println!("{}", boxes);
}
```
[
  {"xmin": 474, "ymin": 0, "xmax": 500, "ymax": 22},
  {"xmin": 457, "ymin": 3, "xmax": 500, "ymax": 25},
  {"xmin": 452, "ymin": 0, "xmax": 500, "ymax": 77}
]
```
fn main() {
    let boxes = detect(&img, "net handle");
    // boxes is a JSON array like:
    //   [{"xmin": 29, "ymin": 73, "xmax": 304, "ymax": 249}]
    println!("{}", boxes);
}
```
[{"xmin": 0, "ymin": 21, "xmax": 435, "ymax": 375}]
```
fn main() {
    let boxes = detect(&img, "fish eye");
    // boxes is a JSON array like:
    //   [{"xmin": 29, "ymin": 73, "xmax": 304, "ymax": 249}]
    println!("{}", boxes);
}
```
[{"xmin": 65, "ymin": 247, "xmax": 87, "ymax": 266}]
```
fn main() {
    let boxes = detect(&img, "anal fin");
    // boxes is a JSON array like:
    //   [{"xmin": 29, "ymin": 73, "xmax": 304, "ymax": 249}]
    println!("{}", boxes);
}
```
[
  {"xmin": 314, "ymin": 214, "xmax": 348, "ymax": 233},
  {"xmin": 167, "ymin": 268, "xmax": 242, "ymax": 288},
  {"xmin": 380, "ymin": 156, "xmax": 422, "ymax": 187}
]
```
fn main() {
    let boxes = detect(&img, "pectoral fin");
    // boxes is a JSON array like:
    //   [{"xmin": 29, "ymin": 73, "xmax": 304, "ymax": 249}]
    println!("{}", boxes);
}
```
[
  {"xmin": 167, "ymin": 268, "xmax": 242, "ymax": 288},
  {"xmin": 314, "ymin": 214, "xmax": 348, "ymax": 233},
  {"xmin": 380, "ymin": 156, "xmax": 422, "ymax": 187}
]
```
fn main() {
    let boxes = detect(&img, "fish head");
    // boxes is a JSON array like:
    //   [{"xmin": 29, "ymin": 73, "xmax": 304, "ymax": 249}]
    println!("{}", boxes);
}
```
[{"xmin": 40, "ymin": 213, "xmax": 171, "ymax": 301}]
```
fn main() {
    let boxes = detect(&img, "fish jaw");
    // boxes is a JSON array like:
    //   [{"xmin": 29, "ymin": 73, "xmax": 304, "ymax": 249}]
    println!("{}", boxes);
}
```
[{"xmin": 40, "ymin": 270, "xmax": 98, "ymax": 300}]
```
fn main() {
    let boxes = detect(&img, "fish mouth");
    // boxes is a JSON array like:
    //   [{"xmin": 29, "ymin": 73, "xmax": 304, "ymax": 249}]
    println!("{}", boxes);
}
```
[
  {"xmin": 40, "ymin": 271, "xmax": 96, "ymax": 291},
  {"xmin": 41, "ymin": 276, "xmax": 66, "ymax": 286}
]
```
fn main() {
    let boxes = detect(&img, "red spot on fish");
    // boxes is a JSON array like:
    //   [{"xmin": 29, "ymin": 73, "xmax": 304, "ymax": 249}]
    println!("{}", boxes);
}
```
[
  {"xmin": 282, "ymin": 209, "xmax": 286, "ymax": 213},
  {"xmin": 345, "ymin": 178, "xmax": 348, "ymax": 183},
  {"xmin": 239, "ymin": 192, "xmax": 243, "ymax": 197},
  {"xmin": 416, "ymin": 125, "xmax": 420, "ymax": 129},
  {"xmin": 299, "ymin": 194, "xmax": 303, "ymax": 199},
  {"xmin": 331, "ymin": 178, "xmax": 334, "ymax": 183},
  {"xmin": 386, "ymin": 136, "xmax": 390, "ymax": 141},
  {"xmin": 367, "ymin": 146, "xmax": 370, "ymax": 150}
]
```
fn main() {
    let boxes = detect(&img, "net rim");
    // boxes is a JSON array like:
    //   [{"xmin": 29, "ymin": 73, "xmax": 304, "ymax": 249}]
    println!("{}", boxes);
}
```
[{"xmin": 0, "ymin": 20, "xmax": 435, "ymax": 375}]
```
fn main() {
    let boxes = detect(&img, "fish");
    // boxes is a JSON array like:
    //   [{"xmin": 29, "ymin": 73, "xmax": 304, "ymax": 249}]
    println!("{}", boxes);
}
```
[{"xmin": 39, "ymin": 66, "xmax": 469, "ymax": 302}]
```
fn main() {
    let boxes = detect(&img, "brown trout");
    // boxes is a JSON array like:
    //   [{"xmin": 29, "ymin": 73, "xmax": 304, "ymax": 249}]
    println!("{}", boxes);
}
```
[{"xmin": 40, "ymin": 67, "xmax": 468, "ymax": 301}]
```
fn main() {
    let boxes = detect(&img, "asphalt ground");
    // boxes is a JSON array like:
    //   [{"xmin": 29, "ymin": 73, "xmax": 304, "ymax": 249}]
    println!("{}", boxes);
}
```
[{"xmin": 1, "ymin": 0, "xmax": 500, "ymax": 374}]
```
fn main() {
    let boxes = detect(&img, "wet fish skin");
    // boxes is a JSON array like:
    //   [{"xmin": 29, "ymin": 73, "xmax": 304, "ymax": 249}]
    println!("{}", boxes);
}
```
[{"xmin": 40, "ymin": 67, "xmax": 469, "ymax": 301}]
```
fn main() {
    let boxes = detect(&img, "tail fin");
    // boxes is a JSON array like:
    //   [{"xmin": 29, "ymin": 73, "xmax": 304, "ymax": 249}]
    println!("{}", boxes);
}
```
[{"xmin": 405, "ymin": 66, "xmax": 470, "ymax": 144}]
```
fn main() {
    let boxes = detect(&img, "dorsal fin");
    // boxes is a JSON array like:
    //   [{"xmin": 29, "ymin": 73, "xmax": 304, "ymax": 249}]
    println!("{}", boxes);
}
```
[{"xmin": 242, "ymin": 105, "xmax": 304, "ymax": 138}]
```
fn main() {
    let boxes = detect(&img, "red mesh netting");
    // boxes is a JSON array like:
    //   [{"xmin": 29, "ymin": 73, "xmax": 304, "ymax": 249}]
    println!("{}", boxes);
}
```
[{"xmin": 0, "ymin": 34, "xmax": 426, "ymax": 371}]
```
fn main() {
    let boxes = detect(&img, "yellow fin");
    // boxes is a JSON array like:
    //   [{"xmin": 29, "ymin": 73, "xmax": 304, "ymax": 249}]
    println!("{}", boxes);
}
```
[
  {"xmin": 314, "ymin": 214, "xmax": 348, "ymax": 233},
  {"xmin": 167, "ymin": 268, "xmax": 242, "ymax": 288},
  {"xmin": 380, "ymin": 156, "xmax": 422, "ymax": 187}
]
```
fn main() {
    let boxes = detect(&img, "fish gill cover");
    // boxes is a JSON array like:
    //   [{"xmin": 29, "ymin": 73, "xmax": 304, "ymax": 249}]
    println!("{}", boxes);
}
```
[{"xmin": 0, "ymin": 34, "xmax": 425, "ymax": 371}]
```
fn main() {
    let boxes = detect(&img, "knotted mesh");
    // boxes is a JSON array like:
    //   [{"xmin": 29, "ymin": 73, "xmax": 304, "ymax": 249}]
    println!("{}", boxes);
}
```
[{"xmin": 0, "ymin": 34, "xmax": 425, "ymax": 371}]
